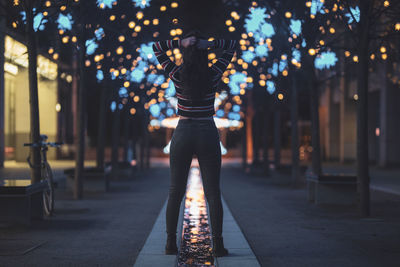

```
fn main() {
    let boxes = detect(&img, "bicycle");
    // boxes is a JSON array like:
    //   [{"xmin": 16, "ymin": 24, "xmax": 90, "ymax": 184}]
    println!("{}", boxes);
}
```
[{"xmin": 24, "ymin": 134, "xmax": 63, "ymax": 216}]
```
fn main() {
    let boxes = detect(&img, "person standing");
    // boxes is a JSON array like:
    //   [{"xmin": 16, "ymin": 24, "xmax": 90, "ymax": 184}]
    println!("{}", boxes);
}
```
[{"xmin": 152, "ymin": 30, "xmax": 237, "ymax": 257}]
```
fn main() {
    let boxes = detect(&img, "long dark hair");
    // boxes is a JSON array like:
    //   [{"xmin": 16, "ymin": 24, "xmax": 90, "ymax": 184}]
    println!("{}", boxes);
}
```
[{"xmin": 180, "ymin": 30, "xmax": 213, "ymax": 100}]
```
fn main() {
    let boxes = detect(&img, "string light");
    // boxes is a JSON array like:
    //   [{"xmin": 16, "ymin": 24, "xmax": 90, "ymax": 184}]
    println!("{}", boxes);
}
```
[
  {"xmin": 129, "ymin": 21, "xmax": 136, "ymax": 28},
  {"xmin": 136, "ymin": 11, "xmax": 143, "ymax": 20}
]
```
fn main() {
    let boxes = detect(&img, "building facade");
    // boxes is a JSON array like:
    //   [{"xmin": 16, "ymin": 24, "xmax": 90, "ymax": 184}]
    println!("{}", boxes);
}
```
[{"xmin": 319, "ymin": 57, "xmax": 400, "ymax": 166}]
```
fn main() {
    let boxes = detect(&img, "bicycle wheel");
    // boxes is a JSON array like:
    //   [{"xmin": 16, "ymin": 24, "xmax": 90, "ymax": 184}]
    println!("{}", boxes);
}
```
[{"xmin": 42, "ymin": 161, "xmax": 55, "ymax": 216}]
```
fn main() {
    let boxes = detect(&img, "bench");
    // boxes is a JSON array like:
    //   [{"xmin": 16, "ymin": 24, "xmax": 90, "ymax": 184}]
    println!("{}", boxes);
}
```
[
  {"xmin": 306, "ymin": 173, "xmax": 358, "ymax": 205},
  {"xmin": 0, "ymin": 179, "xmax": 48, "ymax": 225},
  {"xmin": 64, "ymin": 167, "xmax": 110, "ymax": 193}
]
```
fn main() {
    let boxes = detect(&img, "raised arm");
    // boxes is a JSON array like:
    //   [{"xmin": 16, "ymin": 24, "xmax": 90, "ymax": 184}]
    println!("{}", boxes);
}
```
[
  {"xmin": 152, "ymin": 37, "xmax": 196, "ymax": 78},
  {"xmin": 152, "ymin": 39, "xmax": 182, "ymax": 78},
  {"xmin": 210, "ymin": 39, "xmax": 238, "ymax": 77}
]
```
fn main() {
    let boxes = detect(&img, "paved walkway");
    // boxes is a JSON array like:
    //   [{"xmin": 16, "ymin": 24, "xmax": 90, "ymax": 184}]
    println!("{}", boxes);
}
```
[
  {"xmin": 0, "ymin": 166, "xmax": 169, "ymax": 266},
  {"xmin": 221, "ymin": 165, "xmax": 400, "ymax": 267},
  {"xmin": 133, "ymin": 197, "xmax": 260, "ymax": 267},
  {"xmin": 1, "ymin": 158, "xmax": 400, "ymax": 266}
]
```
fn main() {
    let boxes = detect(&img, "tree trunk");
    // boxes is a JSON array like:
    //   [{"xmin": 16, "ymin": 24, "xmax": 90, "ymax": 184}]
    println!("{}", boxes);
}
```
[
  {"xmin": 96, "ymin": 83, "xmax": 107, "ymax": 170},
  {"xmin": 111, "ymin": 103, "xmax": 121, "ymax": 178},
  {"xmin": 290, "ymin": 72, "xmax": 300, "ymax": 186},
  {"xmin": 74, "ymin": 4, "xmax": 87, "ymax": 199},
  {"xmin": 25, "ymin": 3, "xmax": 41, "ymax": 183},
  {"xmin": 0, "ymin": 16, "xmax": 5, "ymax": 168},
  {"xmin": 309, "ymin": 66, "xmax": 322, "ymax": 176},
  {"xmin": 357, "ymin": 0, "xmax": 371, "ymax": 217},
  {"xmin": 139, "ymin": 112, "xmax": 146, "ymax": 170},
  {"xmin": 262, "ymin": 109, "xmax": 270, "ymax": 175},
  {"xmin": 145, "ymin": 115, "xmax": 150, "ymax": 169},
  {"xmin": 123, "ymin": 107, "xmax": 130, "ymax": 163},
  {"xmin": 242, "ymin": 118, "xmax": 247, "ymax": 169},
  {"xmin": 273, "ymin": 110, "xmax": 281, "ymax": 169}
]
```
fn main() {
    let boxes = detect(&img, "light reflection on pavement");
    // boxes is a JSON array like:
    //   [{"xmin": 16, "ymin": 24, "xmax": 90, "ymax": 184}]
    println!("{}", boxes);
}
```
[{"xmin": 177, "ymin": 166, "xmax": 214, "ymax": 266}]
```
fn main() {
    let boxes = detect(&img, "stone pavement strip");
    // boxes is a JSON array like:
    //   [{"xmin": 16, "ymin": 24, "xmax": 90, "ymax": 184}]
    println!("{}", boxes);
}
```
[
  {"xmin": 133, "ymin": 200, "xmax": 177, "ymax": 267},
  {"xmin": 133, "ymin": 197, "xmax": 260, "ymax": 267},
  {"xmin": 216, "ymin": 198, "xmax": 260, "ymax": 267}
]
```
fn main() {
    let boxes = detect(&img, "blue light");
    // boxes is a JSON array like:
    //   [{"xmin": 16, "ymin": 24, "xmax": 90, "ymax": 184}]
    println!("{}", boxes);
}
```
[
  {"xmin": 314, "ymin": 51, "xmax": 338, "ymax": 70},
  {"xmin": 154, "ymin": 75, "xmax": 165, "ymax": 85},
  {"xmin": 165, "ymin": 81, "xmax": 176, "ymax": 97},
  {"xmin": 266, "ymin": 80, "xmax": 275, "ymax": 94},
  {"xmin": 149, "ymin": 103, "xmax": 161, "ymax": 117},
  {"xmin": 34, "ymin": 13, "xmax": 47, "ymax": 31},
  {"xmin": 216, "ymin": 109, "xmax": 224, "ymax": 117},
  {"xmin": 345, "ymin": 6, "xmax": 360, "ymax": 23},
  {"xmin": 270, "ymin": 62, "xmax": 278, "ymax": 77},
  {"xmin": 255, "ymin": 45, "xmax": 268, "ymax": 57},
  {"xmin": 279, "ymin": 59, "xmax": 287, "ymax": 72},
  {"xmin": 233, "ymin": 105, "xmax": 240, "ymax": 112},
  {"xmin": 95, "ymin": 28, "xmax": 105, "ymax": 40},
  {"xmin": 111, "ymin": 71, "xmax": 117, "ymax": 80},
  {"xmin": 119, "ymin": 87, "xmax": 128, "ymax": 97},
  {"xmin": 20, "ymin": 9, "xmax": 47, "ymax": 31},
  {"xmin": 119, "ymin": 103, "xmax": 123, "ymax": 110},
  {"xmin": 85, "ymin": 38, "xmax": 98, "ymax": 55},
  {"xmin": 147, "ymin": 73, "xmax": 157, "ymax": 83},
  {"xmin": 292, "ymin": 49, "xmax": 301, "ymax": 62},
  {"xmin": 290, "ymin": 19, "xmax": 301, "ymax": 35},
  {"xmin": 160, "ymin": 102, "xmax": 166, "ymax": 108},
  {"xmin": 166, "ymin": 108, "xmax": 174, "ymax": 116},
  {"xmin": 96, "ymin": 70, "xmax": 104, "ymax": 82},
  {"xmin": 137, "ymin": 60, "xmax": 147, "ymax": 70},
  {"xmin": 242, "ymin": 51, "xmax": 256, "ymax": 63},
  {"xmin": 228, "ymin": 72, "xmax": 247, "ymax": 95},
  {"xmin": 97, "ymin": 0, "xmax": 117, "ymax": 8},
  {"xmin": 57, "ymin": 14, "xmax": 73, "ymax": 31},
  {"xmin": 140, "ymin": 43, "xmax": 157, "ymax": 64},
  {"xmin": 244, "ymin": 7, "xmax": 268, "ymax": 32},
  {"xmin": 228, "ymin": 112, "xmax": 240, "ymax": 120},
  {"xmin": 310, "ymin": 0, "xmax": 324, "ymax": 15},
  {"xmin": 110, "ymin": 101, "xmax": 116, "ymax": 112},
  {"xmin": 244, "ymin": 7, "xmax": 275, "ymax": 41},
  {"xmin": 130, "ymin": 68, "xmax": 145, "ymax": 83},
  {"xmin": 132, "ymin": 0, "xmax": 151, "ymax": 9},
  {"xmin": 261, "ymin": 23, "xmax": 275, "ymax": 37}
]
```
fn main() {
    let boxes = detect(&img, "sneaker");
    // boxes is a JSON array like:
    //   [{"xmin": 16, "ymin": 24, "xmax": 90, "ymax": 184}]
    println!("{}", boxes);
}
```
[
  {"xmin": 212, "ymin": 236, "xmax": 229, "ymax": 257},
  {"xmin": 165, "ymin": 234, "xmax": 178, "ymax": 255}
]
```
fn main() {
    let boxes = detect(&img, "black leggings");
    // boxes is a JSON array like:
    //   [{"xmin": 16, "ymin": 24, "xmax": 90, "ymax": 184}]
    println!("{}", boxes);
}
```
[{"xmin": 166, "ymin": 118, "xmax": 223, "ymax": 237}]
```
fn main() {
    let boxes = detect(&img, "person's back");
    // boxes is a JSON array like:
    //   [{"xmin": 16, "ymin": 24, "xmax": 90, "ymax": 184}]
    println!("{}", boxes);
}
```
[{"xmin": 152, "ymin": 30, "xmax": 237, "ymax": 257}]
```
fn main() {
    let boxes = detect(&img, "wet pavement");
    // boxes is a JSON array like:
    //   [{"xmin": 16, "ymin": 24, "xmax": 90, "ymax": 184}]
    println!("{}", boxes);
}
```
[
  {"xmin": 178, "ymin": 167, "xmax": 214, "ymax": 266},
  {"xmin": 134, "ymin": 161, "xmax": 259, "ymax": 267}
]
